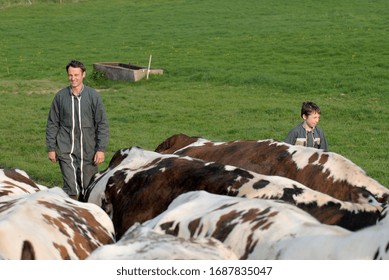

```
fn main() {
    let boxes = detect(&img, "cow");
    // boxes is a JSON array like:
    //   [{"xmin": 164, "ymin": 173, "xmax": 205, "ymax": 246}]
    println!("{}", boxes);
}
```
[
  {"xmin": 0, "ymin": 187, "xmax": 115, "ymax": 260},
  {"xmin": 83, "ymin": 146, "xmax": 383, "ymax": 240},
  {"xmin": 155, "ymin": 133, "xmax": 389, "ymax": 203},
  {"xmin": 145, "ymin": 190, "xmax": 389, "ymax": 260},
  {"xmin": 87, "ymin": 223, "xmax": 237, "ymax": 260},
  {"xmin": 0, "ymin": 169, "xmax": 47, "ymax": 197}
]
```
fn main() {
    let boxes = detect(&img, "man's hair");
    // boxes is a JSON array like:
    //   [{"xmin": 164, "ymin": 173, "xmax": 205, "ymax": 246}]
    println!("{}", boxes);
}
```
[
  {"xmin": 301, "ymin": 101, "xmax": 321, "ymax": 117},
  {"xmin": 66, "ymin": 60, "xmax": 86, "ymax": 73}
]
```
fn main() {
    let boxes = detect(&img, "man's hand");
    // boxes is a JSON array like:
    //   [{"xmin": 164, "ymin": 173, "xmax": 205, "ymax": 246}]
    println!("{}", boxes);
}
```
[
  {"xmin": 48, "ymin": 151, "xmax": 57, "ymax": 163},
  {"xmin": 94, "ymin": 151, "xmax": 105, "ymax": 165}
]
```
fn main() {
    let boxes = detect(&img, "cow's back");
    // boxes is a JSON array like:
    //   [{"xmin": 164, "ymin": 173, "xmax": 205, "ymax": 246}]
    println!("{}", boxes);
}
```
[
  {"xmin": 0, "ymin": 187, "xmax": 115, "ymax": 259},
  {"xmin": 155, "ymin": 134, "xmax": 389, "ymax": 203}
]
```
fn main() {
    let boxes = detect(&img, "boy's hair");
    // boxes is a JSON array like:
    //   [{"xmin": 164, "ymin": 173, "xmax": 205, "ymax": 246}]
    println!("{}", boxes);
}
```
[
  {"xmin": 66, "ymin": 60, "xmax": 86, "ymax": 73},
  {"xmin": 301, "ymin": 101, "xmax": 321, "ymax": 117}
]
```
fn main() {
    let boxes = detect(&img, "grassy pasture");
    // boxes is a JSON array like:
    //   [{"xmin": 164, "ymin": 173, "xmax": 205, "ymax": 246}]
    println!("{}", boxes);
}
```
[{"xmin": 0, "ymin": 0, "xmax": 388, "ymax": 187}]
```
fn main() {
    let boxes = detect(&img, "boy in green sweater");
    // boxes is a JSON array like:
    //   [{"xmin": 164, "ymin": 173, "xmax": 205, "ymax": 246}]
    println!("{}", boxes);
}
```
[{"xmin": 284, "ymin": 101, "xmax": 328, "ymax": 151}]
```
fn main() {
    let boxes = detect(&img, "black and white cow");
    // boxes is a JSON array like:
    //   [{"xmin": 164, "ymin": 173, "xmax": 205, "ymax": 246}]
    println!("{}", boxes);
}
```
[
  {"xmin": 145, "ymin": 191, "xmax": 389, "ymax": 260},
  {"xmin": 155, "ymin": 133, "xmax": 389, "ymax": 203},
  {"xmin": 87, "ymin": 223, "xmax": 237, "ymax": 260},
  {"xmin": 83, "ymin": 146, "xmax": 384, "ymax": 239}
]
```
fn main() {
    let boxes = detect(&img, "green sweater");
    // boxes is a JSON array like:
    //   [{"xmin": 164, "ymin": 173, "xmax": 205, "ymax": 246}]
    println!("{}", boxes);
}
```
[{"xmin": 284, "ymin": 122, "xmax": 328, "ymax": 151}]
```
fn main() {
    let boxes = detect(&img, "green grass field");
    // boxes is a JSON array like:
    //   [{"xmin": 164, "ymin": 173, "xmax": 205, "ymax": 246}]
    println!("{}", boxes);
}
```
[{"xmin": 0, "ymin": 0, "xmax": 388, "ymax": 187}]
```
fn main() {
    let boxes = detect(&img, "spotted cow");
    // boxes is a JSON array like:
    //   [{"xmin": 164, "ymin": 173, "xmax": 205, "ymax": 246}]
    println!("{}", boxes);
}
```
[
  {"xmin": 155, "ymin": 133, "xmax": 389, "ymax": 203},
  {"xmin": 0, "ymin": 169, "xmax": 47, "ymax": 197},
  {"xmin": 87, "ymin": 223, "xmax": 237, "ymax": 260},
  {"xmin": 0, "ymin": 187, "xmax": 115, "ymax": 260},
  {"xmin": 145, "ymin": 191, "xmax": 389, "ymax": 260},
  {"xmin": 83, "ymin": 146, "xmax": 383, "ymax": 240}
]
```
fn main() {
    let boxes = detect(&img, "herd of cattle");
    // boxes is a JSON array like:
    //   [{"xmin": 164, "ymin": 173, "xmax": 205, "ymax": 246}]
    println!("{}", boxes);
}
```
[{"xmin": 1, "ymin": 133, "xmax": 389, "ymax": 260}]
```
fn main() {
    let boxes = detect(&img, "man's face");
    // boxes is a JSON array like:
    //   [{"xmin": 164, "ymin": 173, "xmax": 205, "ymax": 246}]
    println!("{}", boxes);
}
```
[{"xmin": 67, "ymin": 66, "xmax": 85, "ymax": 88}]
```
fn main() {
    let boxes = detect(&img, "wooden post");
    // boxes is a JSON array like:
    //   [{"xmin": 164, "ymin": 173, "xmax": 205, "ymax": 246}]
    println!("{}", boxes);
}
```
[{"xmin": 146, "ymin": 54, "xmax": 152, "ymax": 80}]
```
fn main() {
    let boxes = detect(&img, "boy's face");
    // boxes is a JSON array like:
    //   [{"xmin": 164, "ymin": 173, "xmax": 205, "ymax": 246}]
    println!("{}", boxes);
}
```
[{"xmin": 303, "ymin": 112, "xmax": 320, "ymax": 129}]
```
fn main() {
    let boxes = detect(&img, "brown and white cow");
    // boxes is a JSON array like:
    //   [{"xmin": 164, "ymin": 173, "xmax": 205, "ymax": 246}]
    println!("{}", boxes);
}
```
[
  {"xmin": 87, "ymin": 223, "xmax": 237, "ymax": 260},
  {"xmin": 145, "ymin": 191, "xmax": 389, "ymax": 260},
  {"xmin": 155, "ymin": 133, "xmax": 389, "ymax": 203},
  {"xmin": 83, "ymin": 146, "xmax": 384, "ymax": 239},
  {"xmin": 0, "ymin": 169, "xmax": 47, "ymax": 197},
  {"xmin": 0, "ymin": 187, "xmax": 115, "ymax": 260}
]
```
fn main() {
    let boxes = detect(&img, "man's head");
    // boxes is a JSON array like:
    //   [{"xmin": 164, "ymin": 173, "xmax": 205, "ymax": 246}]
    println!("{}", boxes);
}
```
[
  {"xmin": 66, "ymin": 60, "xmax": 86, "ymax": 73},
  {"xmin": 66, "ymin": 60, "xmax": 86, "ymax": 90}
]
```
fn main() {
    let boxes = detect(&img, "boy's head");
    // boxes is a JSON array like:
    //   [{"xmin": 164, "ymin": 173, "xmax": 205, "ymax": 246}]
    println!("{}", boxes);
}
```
[
  {"xmin": 301, "ymin": 101, "xmax": 321, "ymax": 129},
  {"xmin": 301, "ymin": 101, "xmax": 321, "ymax": 118}
]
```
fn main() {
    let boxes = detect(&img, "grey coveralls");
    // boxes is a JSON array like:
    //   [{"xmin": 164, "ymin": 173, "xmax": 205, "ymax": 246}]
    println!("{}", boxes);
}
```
[{"xmin": 46, "ymin": 86, "xmax": 109, "ymax": 197}]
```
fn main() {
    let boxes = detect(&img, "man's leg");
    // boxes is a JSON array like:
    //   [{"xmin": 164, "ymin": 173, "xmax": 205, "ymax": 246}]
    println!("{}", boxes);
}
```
[{"xmin": 58, "ymin": 156, "xmax": 80, "ymax": 199}]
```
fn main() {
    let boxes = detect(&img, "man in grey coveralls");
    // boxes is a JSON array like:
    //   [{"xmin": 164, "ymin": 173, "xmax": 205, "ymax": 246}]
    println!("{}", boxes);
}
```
[{"xmin": 46, "ymin": 60, "xmax": 109, "ymax": 200}]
